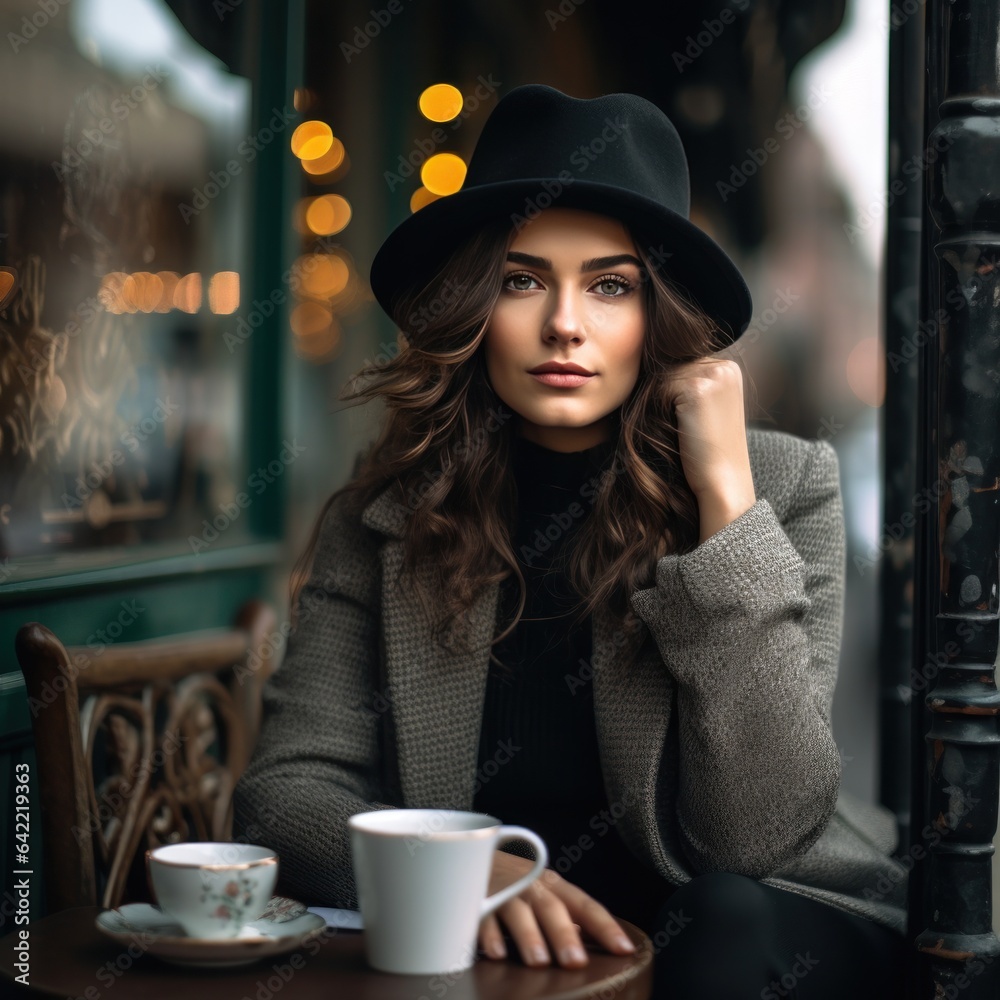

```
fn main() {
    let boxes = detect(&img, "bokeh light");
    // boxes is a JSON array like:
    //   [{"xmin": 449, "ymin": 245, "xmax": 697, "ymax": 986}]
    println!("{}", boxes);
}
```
[
  {"xmin": 301, "ymin": 137, "xmax": 346, "ymax": 176},
  {"xmin": 304, "ymin": 194, "xmax": 352, "ymax": 235},
  {"xmin": 173, "ymin": 273, "xmax": 203, "ymax": 313},
  {"xmin": 419, "ymin": 83, "xmax": 464, "ymax": 122},
  {"xmin": 420, "ymin": 153, "xmax": 466, "ymax": 196},
  {"xmin": 290, "ymin": 300, "xmax": 332, "ymax": 337},
  {"xmin": 155, "ymin": 272, "xmax": 180, "ymax": 312},
  {"xmin": 134, "ymin": 272, "xmax": 164, "ymax": 312},
  {"xmin": 410, "ymin": 186, "xmax": 442, "ymax": 213},
  {"xmin": 98, "ymin": 270, "xmax": 229, "ymax": 314},
  {"xmin": 291, "ymin": 120, "xmax": 333, "ymax": 160},
  {"xmin": 119, "ymin": 274, "xmax": 139, "ymax": 313},
  {"xmin": 208, "ymin": 271, "xmax": 240, "ymax": 314},
  {"xmin": 293, "ymin": 254, "xmax": 350, "ymax": 299}
]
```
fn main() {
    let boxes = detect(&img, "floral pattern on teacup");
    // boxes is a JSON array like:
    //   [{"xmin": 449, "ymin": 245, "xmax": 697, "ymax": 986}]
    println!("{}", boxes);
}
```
[{"xmin": 199, "ymin": 875, "xmax": 256, "ymax": 927}]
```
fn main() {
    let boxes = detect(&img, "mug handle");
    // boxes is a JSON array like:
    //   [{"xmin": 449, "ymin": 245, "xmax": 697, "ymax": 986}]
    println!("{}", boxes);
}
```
[{"xmin": 481, "ymin": 826, "xmax": 549, "ymax": 919}]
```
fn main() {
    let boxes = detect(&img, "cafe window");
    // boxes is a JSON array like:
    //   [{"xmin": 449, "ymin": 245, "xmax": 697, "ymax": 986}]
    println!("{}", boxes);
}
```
[{"xmin": 0, "ymin": 0, "xmax": 259, "ymax": 573}]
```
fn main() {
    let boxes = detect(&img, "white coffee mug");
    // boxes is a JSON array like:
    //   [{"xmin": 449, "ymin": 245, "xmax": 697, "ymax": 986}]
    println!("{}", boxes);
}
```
[
  {"xmin": 348, "ymin": 808, "xmax": 548, "ymax": 975},
  {"xmin": 145, "ymin": 842, "xmax": 278, "ymax": 939}
]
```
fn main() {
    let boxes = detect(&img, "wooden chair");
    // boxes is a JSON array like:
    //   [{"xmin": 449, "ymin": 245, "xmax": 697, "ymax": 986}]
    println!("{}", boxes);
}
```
[{"xmin": 14, "ymin": 599, "xmax": 278, "ymax": 915}]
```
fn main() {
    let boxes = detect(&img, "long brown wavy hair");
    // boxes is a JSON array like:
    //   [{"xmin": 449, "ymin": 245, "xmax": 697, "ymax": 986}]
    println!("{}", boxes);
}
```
[{"xmin": 291, "ymin": 213, "xmax": 738, "ymax": 672}]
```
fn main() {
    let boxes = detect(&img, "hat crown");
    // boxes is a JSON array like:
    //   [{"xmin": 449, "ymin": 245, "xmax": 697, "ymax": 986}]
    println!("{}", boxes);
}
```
[{"xmin": 464, "ymin": 84, "xmax": 691, "ymax": 218}]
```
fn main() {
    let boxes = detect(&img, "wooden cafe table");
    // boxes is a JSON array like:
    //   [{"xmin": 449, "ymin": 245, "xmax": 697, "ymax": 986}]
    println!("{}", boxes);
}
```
[{"xmin": 0, "ymin": 906, "xmax": 654, "ymax": 999}]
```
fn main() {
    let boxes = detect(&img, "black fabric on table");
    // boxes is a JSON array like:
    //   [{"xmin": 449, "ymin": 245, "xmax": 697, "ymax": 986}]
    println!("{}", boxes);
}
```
[{"xmin": 472, "ymin": 433, "xmax": 672, "ymax": 932}]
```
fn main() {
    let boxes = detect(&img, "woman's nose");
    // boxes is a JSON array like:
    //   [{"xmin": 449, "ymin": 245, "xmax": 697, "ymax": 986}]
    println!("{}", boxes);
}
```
[{"xmin": 543, "ymin": 288, "xmax": 588, "ymax": 343}]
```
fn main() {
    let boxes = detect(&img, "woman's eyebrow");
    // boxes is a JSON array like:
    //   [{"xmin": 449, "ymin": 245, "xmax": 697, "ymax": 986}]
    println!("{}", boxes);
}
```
[{"xmin": 506, "ymin": 251, "xmax": 642, "ymax": 271}]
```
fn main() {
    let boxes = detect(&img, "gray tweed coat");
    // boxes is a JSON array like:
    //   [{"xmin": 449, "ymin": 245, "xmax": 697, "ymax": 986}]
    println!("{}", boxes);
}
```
[{"xmin": 233, "ymin": 428, "xmax": 908, "ymax": 934}]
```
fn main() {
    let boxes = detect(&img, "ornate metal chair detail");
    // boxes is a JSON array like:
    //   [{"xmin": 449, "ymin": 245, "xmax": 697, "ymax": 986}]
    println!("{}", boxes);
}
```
[{"xmin": 14, "ymin": 599, "xmax": 278, "ymax": 915}]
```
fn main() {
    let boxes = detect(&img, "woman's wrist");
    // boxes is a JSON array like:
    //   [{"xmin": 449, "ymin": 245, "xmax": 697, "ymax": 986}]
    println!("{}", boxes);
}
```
[{"xmin": 695, "ymin": 479, "xmax": 757, "ymax": 544}]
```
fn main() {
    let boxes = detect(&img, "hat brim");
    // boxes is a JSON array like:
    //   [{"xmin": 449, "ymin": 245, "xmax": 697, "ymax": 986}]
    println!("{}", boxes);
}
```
[{"xmin": 369, "ymin": 178, "xmax": 752, "ymax": 346}]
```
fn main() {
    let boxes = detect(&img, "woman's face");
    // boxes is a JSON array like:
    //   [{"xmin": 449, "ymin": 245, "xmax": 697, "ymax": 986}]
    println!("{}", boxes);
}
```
[{"xmin": 483, "ymin": 207, "xmax": 646, "ymax": 452}]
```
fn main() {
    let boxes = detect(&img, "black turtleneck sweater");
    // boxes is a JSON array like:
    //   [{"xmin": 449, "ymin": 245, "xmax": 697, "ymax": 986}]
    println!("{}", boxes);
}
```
[{"xmin": 472, "ymin": 434, "xmax": 671, "ymax": 933}]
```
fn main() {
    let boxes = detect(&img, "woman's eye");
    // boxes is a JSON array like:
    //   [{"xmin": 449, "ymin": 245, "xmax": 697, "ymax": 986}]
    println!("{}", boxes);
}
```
[
  {"xmin": 504, "ymin": 272, "xmax": 537, "ymax": 291},
  {"xmin": 594, "ymin": 275, "xmax": 632, "ymax": 297}
]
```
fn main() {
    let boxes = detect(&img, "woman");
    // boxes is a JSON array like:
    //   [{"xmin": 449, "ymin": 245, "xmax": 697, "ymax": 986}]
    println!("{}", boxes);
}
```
[{"xmin": 233, "ymin": 84, "xmax": 909, "ymax": 997}]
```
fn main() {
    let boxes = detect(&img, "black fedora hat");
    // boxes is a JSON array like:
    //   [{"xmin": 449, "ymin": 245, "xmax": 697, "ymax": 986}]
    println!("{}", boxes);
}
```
[{"xmin": 369, "ymin": 83, "xmax": 752, "ymax": 345}]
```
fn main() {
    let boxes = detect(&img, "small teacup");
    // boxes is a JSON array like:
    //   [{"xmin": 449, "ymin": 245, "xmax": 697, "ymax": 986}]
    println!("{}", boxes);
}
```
[
  {"xmin": 349, "ymin": 809, "xmax": 548, "ymax": 976},
  {"xmin": 145, "ymin": 842, "xmax": 278, "ymax": 939}
]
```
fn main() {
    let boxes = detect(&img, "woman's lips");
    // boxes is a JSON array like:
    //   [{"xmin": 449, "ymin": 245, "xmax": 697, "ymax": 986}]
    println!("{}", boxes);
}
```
[{"xmin": 529, "ymin": 372, "xmax": 595, "ymax": 388}]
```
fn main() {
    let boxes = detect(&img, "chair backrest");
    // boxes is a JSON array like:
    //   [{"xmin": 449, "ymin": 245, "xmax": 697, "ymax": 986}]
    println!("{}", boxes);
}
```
[{"xmin": 15, "ymin": 599, "xmax": 278, "ymax": 914}]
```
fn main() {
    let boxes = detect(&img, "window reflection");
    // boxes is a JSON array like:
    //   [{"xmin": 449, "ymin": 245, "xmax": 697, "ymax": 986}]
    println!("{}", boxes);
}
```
[{"xmin": 0, "ymin": 0, "xmax": 252, "ymax": 567}]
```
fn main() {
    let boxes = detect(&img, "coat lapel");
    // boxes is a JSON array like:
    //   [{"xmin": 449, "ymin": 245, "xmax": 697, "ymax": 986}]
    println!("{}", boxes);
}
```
[
  {"xmin": 592, "ymin": 604, "xmax": 686, "ymax": 880},
  {"xmin": 361, "ymin": 486, "xmax": 497, "ymax": 810}
]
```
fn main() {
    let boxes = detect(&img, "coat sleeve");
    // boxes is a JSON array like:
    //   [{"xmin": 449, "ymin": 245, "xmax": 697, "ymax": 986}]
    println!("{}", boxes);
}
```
[
  {"xmin": 232, "ymin": 490, "xmax": 397, "ymax": 908},
  {"xmin": 628, "ymin": 438, "xmax": 844, "ymax": 879}
]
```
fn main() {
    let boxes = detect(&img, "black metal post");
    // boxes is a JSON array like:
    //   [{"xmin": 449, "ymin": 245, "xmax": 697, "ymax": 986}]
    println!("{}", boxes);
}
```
[
  {"xmin": 911, "ymin": 2, "xmax": 1000, "ymax": 997},
  {"xmin": 881, "ymin": 0, "xmax": 924, "ymax": 851}
]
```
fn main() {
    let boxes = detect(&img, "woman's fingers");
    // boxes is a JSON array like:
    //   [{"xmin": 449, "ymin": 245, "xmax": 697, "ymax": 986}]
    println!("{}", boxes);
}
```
[
  {"xmin": 530, "ymin": 888, "xmax": 593, "ymax": 967},
  {"xmin": 498, "ymin": 893, "xmax": 589, "ymax": 968},
  {"xmin": 568, "ymin": 893, "xmax": 637, "ymax": 956},
  {"xmin": 478, "ymin": 912, "xmax": 507, "ymax": 960},
  {"xmin": 486, "ymin": 867, "xmax": 637, "ymax": 969},
  {"xmin": 497, "ymin": 874, "xmax": 619, "ymax": 969},
  {"xmin": 497, "ymin": 895, "xmax": 559, "ymax": 967}
]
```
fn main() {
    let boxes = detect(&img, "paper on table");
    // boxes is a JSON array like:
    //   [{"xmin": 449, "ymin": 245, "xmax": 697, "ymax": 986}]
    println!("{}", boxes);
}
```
[{"xmin": 306, "ymin": 906, "xmax": 364, "ymax": 931}]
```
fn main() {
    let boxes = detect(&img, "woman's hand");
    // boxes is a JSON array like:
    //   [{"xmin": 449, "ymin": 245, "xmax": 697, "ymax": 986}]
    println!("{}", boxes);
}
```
[
  {"xmin": 662, "ymin": 356, "xmax": 756, "ymax": 543},
  {"xmin": 477, "ymin": 850, "xmax": 637, "ymax": 969}
]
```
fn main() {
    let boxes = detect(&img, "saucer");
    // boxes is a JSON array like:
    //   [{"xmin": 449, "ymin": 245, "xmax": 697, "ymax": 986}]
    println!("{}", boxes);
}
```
[{"xmin": 95, "ymin": 896, "xmax": 327, "ymax": 968}]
